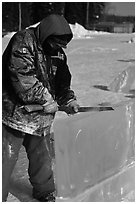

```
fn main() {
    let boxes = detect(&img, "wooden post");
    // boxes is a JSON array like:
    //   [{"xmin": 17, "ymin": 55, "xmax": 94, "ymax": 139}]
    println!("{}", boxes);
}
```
[
  {"xmin": 19, "ymin": 2, "xmax": 21, "ymax": 31},
  {"xmin": 86, "ymin": 2, "xmax": 89, "ymax": 28}
]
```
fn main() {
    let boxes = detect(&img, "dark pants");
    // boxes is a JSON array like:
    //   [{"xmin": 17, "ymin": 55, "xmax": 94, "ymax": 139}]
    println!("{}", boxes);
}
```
[{"xmin": 2, "ymin": 124, "xmax": 55, "ymax": 201}]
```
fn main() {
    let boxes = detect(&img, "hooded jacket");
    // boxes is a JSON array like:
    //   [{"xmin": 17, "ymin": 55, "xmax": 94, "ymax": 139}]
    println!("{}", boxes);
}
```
[{"xmin": 2, "ymin": 14, "xmax": 76, "ymax": 136}]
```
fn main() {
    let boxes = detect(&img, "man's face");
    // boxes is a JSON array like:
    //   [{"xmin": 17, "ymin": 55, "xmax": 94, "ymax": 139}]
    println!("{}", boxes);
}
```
[
  {"xmin": 47, "ymin": 37, "xmax": 67, "ymax": 50},
  {"xmin": 42, "ymin": 36, "xmax": 67, "ymax": 55}
]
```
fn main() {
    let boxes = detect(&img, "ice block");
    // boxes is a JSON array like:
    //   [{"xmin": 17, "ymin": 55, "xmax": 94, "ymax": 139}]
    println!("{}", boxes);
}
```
[
  {"xmin": 108, "ymin": 65, "xmax": 135, "ymax": 94},
  {"xmin": 53, "ymin": 100, "xmax": 135, "ymax": 201}
]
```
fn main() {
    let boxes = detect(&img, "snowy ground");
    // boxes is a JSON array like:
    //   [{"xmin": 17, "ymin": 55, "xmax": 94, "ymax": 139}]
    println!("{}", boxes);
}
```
[
  {"xmin": 2, "ymin": 32, "xmax": 135, "ymax": 201},
  {"xmin": 67, "ymin": 33, "xmax": 135, "ymax": 106}
]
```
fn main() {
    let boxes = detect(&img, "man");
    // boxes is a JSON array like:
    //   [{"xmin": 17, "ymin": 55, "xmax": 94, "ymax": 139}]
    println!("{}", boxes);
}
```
[{"xmin": 2, "ymin": 14, "xmax": 79, "ymax": 202}]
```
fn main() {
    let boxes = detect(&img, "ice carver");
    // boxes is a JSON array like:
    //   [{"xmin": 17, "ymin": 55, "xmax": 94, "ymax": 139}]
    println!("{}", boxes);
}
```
[{"xmin": 2, "ymin": 14, "xmax": 79, "ymax": 202}]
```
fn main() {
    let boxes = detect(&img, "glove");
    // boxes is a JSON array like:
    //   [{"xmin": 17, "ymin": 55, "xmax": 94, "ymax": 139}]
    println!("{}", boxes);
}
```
[
  {"xmin": 42, "ymin": 88, "xmax": 58, "ymax": 113},
  {"xmin": 65, "ymin": 100, "xmax": 79, "ymax": 114},
  {"xmin": 43, "ymin": 87, "xmax": 54, "ymax": 103},
  {"xmin": 43, "ymin": 101, "xmax": 58, "ymax": 114}
]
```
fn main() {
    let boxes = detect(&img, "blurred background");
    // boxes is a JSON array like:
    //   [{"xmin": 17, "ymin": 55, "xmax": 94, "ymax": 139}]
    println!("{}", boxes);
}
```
[{"xmin": 2, "ymin": 2, "xmax": 135, "ymax": 35}]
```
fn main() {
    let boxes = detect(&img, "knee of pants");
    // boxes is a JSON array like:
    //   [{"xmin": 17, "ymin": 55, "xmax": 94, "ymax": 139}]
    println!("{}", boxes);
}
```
[
  {"xmin": 2, "ymin": 125, "xmax": 24, "ymax": 162},
  {"xmin": 23, "ymin": 133, "xmax": 55, "ymax": 158}
]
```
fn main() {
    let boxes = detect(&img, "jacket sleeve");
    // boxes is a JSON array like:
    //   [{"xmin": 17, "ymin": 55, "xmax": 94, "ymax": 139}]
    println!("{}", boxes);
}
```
[
  {"xmin": 8, "ymin": 32, "xmax": 52, "ymax": 105},
  {"xmin": 55, "ymin": 50, "xmax": 76, "ymax": 106}
]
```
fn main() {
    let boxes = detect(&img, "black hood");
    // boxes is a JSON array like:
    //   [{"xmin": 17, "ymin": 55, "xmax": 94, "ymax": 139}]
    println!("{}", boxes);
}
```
[{"xmin": 36, "ymin": 14, "xmax": 73, "ymax": 45}]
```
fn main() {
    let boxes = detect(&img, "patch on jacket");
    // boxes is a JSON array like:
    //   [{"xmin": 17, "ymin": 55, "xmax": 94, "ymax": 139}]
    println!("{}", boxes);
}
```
[
  {"xmin": 22, "ymin": 47, "xmax": 27, "ymax": 53},
  {"xmin": 58, "ymin": 52, "xmax": 64, "ymax": 60},
  {"xmin": 51, "ymin": 52, "xmax": 64, "ymax": 61}
]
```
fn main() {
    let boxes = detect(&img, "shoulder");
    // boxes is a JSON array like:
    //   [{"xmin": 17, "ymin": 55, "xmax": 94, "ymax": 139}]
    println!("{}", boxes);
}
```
[
  {"xmin": 13, "ymin": 29, "xmax": 35, "ymax": 45},
  {"xmin": 11, "ymin": 29, "xmax": 36, "ymax": 52}
]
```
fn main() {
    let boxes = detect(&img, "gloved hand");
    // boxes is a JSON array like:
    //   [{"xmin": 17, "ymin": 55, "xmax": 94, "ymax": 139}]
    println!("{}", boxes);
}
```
[
  {"xmin": 42, "ymin": 87, "xmax": 58, "ymax": 113},
  {"xmin": 65, "ymin": 100, "xmax": 79, "ymax": 114},
  {"xmin": 43, "ymin": 101, "xmax": 58, "ymax": 114}
]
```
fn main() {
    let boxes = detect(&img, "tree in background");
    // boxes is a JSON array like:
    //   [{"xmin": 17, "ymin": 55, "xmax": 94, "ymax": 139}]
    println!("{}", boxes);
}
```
[
  {"xmin": 30, "ymin": 2, "xmax": 53, "ymax": 23},
  {"xmin": 2, "ymin": 2, "xmax": 32, "ymax": 31},
  {"xmin": 2, "ymin": 2, "xmax": 134, "ymax": 33},
  {"xmin": 2, "ymin": 2, "xmax": 19, "ymax": 31},
  {"xmin": 30, "ymin": 2, "xmax": 65, "ymax": 24},
  {"xmin": 2, "ymin": 2, "xmax": 106, "ymax": 31},
  {"xmin": 88, "ymin": 3, "xmax": 106, "ymax": 23},
  {"xmin": 64, "ymin": 2, "xmax": 87, "ymax": 26}
]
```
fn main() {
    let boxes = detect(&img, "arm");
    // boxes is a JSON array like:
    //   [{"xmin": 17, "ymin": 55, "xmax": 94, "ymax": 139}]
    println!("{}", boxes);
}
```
[
  {"xmin": 54, "ymin": 50, "xmax": 79, "ymax": 113},
  {"xmin": 55, "ymin": 51, "xmax": 76, "ymax": 106},
  {"xmin": 8, "ymin": 31, "xmax": 53, "ymax": 105}
]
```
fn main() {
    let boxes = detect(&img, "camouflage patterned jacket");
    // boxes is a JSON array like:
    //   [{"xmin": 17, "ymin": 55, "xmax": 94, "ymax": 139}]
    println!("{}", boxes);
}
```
[{"xmin": 2, "ymin": 15, "xmax": 76, "ymax": 136}]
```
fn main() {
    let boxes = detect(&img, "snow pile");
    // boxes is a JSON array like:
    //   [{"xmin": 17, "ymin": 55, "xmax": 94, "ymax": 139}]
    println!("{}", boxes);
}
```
[
  {"xmin": 70, "ymin": 23, "xmax": 91, "ymax": 38},
  {"xmin": 3, "ymin": 32, "xmax": 16, "ymax": 38},
  {"xmin": 69, "ymin": 23, "xmax": 110, "ymax": 38}
]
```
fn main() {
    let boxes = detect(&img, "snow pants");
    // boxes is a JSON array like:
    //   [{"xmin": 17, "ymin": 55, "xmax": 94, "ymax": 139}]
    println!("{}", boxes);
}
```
[{"xmin": 2, "ymin": 124, "xmax": 55, "ymax": 201}]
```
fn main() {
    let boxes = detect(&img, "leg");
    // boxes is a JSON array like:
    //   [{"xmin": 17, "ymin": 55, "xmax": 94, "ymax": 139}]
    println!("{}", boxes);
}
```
[
  {"xmin": 2, "ymin": 124, "xmax": 24, "ymax": 201},
  {"xmin": 23, "ymin": 132, "xmax": 55, "ymax": 200}
]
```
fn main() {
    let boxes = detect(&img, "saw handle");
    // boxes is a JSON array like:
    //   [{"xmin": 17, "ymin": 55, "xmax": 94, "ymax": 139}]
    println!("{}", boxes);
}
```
[
  {"xmin": 24, "ymin": 102, "xmax": 58, "ymax": 113},
  {"xmin": 24, "ymin": 104, "xmax": 43, "ymax": 112}
]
